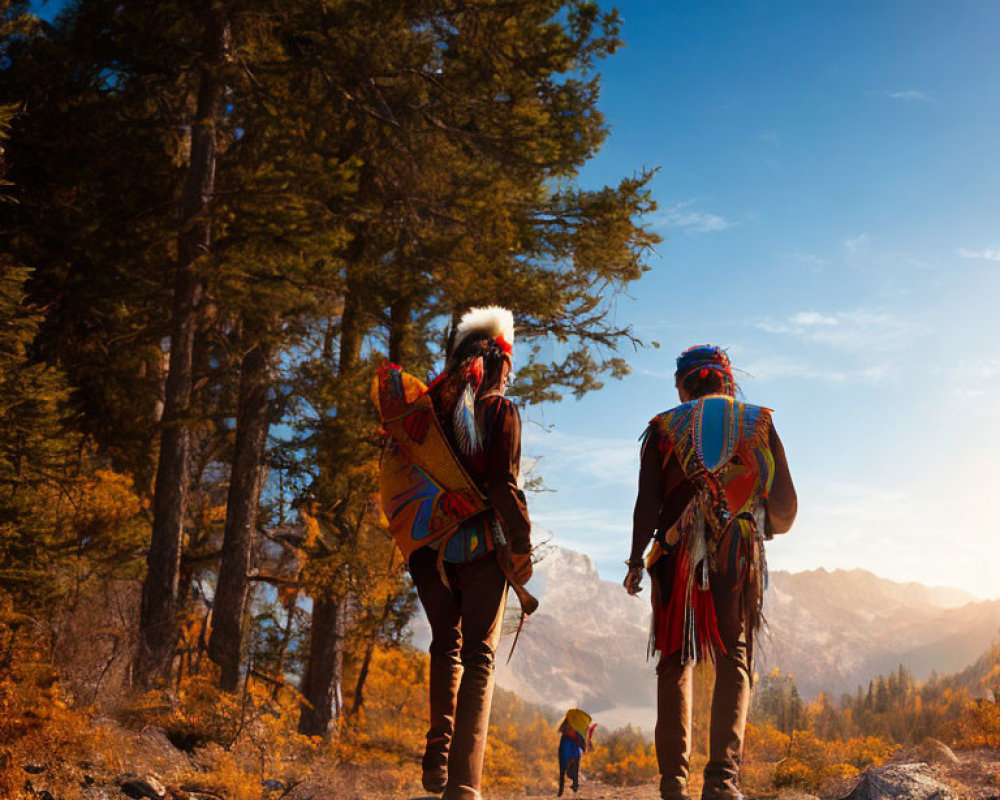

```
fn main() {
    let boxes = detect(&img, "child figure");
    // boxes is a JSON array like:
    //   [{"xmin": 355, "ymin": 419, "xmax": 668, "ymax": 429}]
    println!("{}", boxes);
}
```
[{"xmin": 558, "ymin": 708, "xmax": 595, "ymax": 796}]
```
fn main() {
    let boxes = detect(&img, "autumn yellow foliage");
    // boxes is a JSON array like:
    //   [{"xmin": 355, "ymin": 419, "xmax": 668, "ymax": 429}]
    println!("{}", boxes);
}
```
[
  {"xmin": 954, "ymin": 699, "xmax": 1000, "ymax": 749},
  {"xmin": 4, "ymin": 628, "xmax": 1000, "ymax": 800},
  {"xmin": 745, "ymin": 725, "xmax": 896, "ymax": 793}
]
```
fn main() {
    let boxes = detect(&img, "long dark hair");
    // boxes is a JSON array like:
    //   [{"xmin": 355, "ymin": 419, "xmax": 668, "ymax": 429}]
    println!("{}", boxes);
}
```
[
  {"xmin": 678, "ymin": 369, "xmax": 727, "ymax": 399},
  {"xmin": 449, "ymin": 335, "xmax": 507, "ymax": 393}
]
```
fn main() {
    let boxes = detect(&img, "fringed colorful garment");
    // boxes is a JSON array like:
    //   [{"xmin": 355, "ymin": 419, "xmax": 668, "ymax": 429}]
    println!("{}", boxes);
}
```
[
  {"xmin": 373, "ymin": 363, "xmax": 491, "ymax": 562},
  {"xmin": 558, "ymin": 708, "xmax": 596, "ymax": 777},
  {"xmin": 644, "ymin": 395, "xmax": 775, "ymax": 664},
  {"xmin": 559, "ymin": 708, "xmax": 596, "ymax": 751}
]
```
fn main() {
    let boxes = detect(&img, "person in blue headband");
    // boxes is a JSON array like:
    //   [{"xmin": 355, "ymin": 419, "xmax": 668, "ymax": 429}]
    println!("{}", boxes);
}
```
[{"xmin": 624, "ymin": 344, "xmax": 797, "ymax": 800}]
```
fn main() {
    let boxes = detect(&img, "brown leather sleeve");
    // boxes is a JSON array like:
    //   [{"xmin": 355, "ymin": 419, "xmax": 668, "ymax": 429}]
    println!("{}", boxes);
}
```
[
  {"xmin": 482, "ymin": 396, "xmax": 532, "ymax": 553},
  {"xmin": 767, "ymin": 425, "xmax": 797, "ymax": 534},
  {"xmin": 630, "ymin": 433, "xmax": 665, "ymax": 564}
]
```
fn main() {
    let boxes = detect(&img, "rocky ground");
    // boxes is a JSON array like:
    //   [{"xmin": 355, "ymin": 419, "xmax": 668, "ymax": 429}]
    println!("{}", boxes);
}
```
[
  {"xmin": 12, "ymin": 725, "xmax": 999, "ymax": 800},
  {"xmin": 401, "ymin": 741, "xmax": 999, "ymax": 800}
]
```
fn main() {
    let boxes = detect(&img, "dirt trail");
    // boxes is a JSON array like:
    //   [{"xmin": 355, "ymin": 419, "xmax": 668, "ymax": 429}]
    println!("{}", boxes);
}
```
[
  {"xmin": 536, "ymin": 782, "xmax": 661, "ymax": 799},
  {"xmin": 400, "ymin": 781, "xmax": 663, "ymax": 800}
]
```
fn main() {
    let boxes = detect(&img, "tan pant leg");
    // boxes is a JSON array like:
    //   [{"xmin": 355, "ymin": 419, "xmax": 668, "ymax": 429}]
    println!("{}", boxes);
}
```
[
  {"xmin": 656, "ymin": 650, "xmax": 693, "ymax": 799},
  {"xmin": 703, "ymin": 542, "xmax": 751, "ymax": 800},
  {"xmin": 442, "ymin": 552, "xmax": 508, "ymax": 800},
  {"xmin": 410, "ymin": 548, "xmax": 462, "ymax": 792},
  {"xmin": 651, "ymin": 549, "xmax": 693, "ymax": 799}
]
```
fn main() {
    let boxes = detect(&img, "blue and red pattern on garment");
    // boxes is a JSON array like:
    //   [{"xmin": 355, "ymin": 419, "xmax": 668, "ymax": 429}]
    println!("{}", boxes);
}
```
[{"xmin": 643, "ymin": 393, "xmax": 775, "ymax": 663}]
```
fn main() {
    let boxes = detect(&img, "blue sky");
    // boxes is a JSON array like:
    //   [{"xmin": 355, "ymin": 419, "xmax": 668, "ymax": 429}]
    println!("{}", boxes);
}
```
[
  {"xmin": 521, "ymin": 0, "xmax": 1000, "ymax": 599},
  {"xmin": 30, "ymin": 1, "xmax": 999, "ymax": 597}
]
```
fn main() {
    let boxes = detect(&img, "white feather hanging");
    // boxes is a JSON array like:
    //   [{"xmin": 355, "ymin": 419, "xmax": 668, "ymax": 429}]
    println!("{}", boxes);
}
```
[{"xmin": 453, "ymin": 383, "xmax": 483, "ymax": 456}]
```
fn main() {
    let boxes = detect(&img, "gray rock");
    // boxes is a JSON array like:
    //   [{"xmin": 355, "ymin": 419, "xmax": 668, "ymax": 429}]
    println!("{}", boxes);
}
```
[
  {"xmin": 838, "ymin": 763, "xmax": 955, "ymax": 800},
  {"xmin": 917, "ymin": 738, "xmax": 960, "ymax": 766},
  {"xmin": 118, "ymin": 774, "xmax": 167, "ymax": 800},
  {"xmin": 137, "ymin": 728, "xmax": 180, "ymax": 757}
]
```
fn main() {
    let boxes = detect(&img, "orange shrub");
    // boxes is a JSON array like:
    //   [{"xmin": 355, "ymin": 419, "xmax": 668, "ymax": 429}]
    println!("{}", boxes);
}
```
[
  {"xmin": 772, "ymin": 757, "xmax": 813, "ymax": 788},
  {"xmin": 840, "ymin": 735, "xmax": 896, "ymax": 769},
  {"xmin": 745, "ymin": 721, "xmax": 790, "ymax": 762},
  {"xmin": 598, "ymin": 744, "xmax": 658, "ymax": 785},
  {"xmin": 766, "ymin": 729, "xmax": 894, "ymax": 792},
  {"xmin": 820, "ymin": 762, "xmax": 860, "ymax": 784},
  {"xmin": 954, "ymin": 699, "xmax": 1000, "ymax": 749}
]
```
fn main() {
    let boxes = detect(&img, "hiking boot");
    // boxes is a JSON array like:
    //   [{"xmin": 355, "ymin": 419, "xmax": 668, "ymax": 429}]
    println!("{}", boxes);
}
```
[
  {"xmin": 421, "ymin": 770, "xmax": 446, "ymax": 794},
  {"xmin": 660, "ymin": 775, "xmax": 691, "ymax": 800},
  {"xmin": 700, "ymin": 781, "xmax": 743, "ymax": 800},
  {"xmin": 421, "ymin": 751, "xmax": 447, "ymax": 794}
]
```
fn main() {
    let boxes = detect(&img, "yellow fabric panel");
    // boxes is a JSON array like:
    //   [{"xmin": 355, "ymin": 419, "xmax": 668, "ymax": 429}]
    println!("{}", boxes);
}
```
[
  {"xmin": 374, "ymin": 364, "xmax": 489, "ymax": 560},
  {"xmin": 563, "ymin": 708, "xmax": 593, "ymax": 739}
]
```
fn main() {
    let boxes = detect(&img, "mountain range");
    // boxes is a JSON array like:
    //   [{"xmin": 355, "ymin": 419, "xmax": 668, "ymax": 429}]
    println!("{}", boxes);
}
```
[{"xmin": 412, "ymin": 544, "xmax": 1000, "ymax": 734}]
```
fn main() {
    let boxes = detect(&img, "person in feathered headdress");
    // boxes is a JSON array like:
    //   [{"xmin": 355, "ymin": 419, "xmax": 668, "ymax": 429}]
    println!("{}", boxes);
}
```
[
  {"xmin": 406, "ymin": 306, "xmax": 532, "ymax": 800},
  {"xmin": 623, "ymin": 345, "xmax": 797, "ymax": 800}
]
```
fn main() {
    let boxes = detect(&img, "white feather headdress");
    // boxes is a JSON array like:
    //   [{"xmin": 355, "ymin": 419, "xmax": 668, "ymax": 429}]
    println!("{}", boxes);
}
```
[{"xmin": 453, "ymin": 305, "xmax": 515, "ymax": 356}]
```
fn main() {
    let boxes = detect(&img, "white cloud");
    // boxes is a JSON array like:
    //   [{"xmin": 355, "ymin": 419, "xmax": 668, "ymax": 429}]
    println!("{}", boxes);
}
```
[
  {"xmin": 789, "ymin": 311, "xmax": 838, "ymax": 326},
  {"xmin": 740, "ymin": 356, "xmax": 887, "ymax": 385},
  {"xmin": 945, "ymin": 358, "xmax": 1000, "ymax": 419},
  {"xmin": 844, "ymin": 232, "xmax": 872, "ymax": 256},
  {"xmin": 958, "ymin": 248, "xmax": 1000, "ymax": 262},
  {"xmin": 784, "ymin": 252, "xmax": 827, "ymax": 269},
  {"xmin": 886, "ymin": 90, "xmax": 930, "ymax": 103},
  {"xmin": 839, "ymin": 233, "xmax": 935, "ymax": 281},
  {"xmin": 522, "ymin": 428, "xmax": 640, "ymax": 490},
  {"xmin": 654, "ymin": 201, "xmax": 736, "ymax": 235},
  {"xmin": 809, "ymin": 479, "xmax": 914, "ymax": 520},
  {"xmin": 755, "ymin": 309, "xmax": 919, "ymax": 352}
]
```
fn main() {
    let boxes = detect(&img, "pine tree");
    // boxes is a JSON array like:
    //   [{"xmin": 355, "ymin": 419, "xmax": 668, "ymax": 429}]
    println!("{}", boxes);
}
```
[
  {"xmin": 0, "ymin": 0, "xmax": 184, "ymax": 490},
  {"xmin": 0, "ymin": 99, "xmax": 145, "ymax": 643},
  {"xmin": 1, "ymin": 0, "xmax": 659, "ymax": 719},
  {"xmin": 134, "ymin": 2, "xmax": 232, "ymax": 687},
  {"xmin": 0, "ymin": 261, "xmax": 78, "ymax": 609},
  {"xmin": 279, "ymin": 0, "xmax": 658, "ymax": 736}
]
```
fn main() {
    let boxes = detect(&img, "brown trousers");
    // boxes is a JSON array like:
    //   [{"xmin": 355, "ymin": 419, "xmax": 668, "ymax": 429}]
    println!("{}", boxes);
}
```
[
  {"xmin": 410, "ymin": 547, "xmax": 508, "ymax": 800},
  {"xmin": 653, "ymin": 548, "xmax": 751, "ymax": 800}
]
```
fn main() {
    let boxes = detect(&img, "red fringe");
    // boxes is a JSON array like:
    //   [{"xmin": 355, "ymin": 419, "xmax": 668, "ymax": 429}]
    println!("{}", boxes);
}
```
[
  {"xmin": 694, "ymin": 585, "xmax": 725, "ymax": 662},
  {"xmin": 652, "ymin": 540, "xmax": 726, "ymax": 662}
]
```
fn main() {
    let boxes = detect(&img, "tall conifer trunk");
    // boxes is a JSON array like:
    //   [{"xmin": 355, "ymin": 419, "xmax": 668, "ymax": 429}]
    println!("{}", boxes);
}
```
[
  {"xmin": 209, "ymin": 337, "xmax": 272, "ymax": 691},
  {"xmin": 388, "ymin": 295, "xmax": 414, "ymax": 365},
  {"xmin": 136, "ymin": 4, "xmax": 229, "ymax": 687},
  {"xmin": 297, "ymin": 593, "xmax": 349, "ymax": 734},
  {"xmin": 297, "ymin": 281, "xmax": 364, "ymax": 736},
  {"xmin": 348, "ymin": 294, "xmax": 411, "ymax": 717}
]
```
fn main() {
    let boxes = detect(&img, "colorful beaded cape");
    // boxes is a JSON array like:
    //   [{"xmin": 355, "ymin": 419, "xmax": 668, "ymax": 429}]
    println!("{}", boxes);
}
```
[
  {"xmin": 644, "ymin": 395, "xmax": 775, "ymax": 663},
  {"xmin": 373, "ymin": 363, "xmax": 490, "ymax": 562}
]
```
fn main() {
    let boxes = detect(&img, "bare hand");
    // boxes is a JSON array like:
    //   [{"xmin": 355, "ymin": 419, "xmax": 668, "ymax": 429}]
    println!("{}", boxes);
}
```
[{"xmin": 623, "ymin": 565, "xmax": 644, "ymax": 596}]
